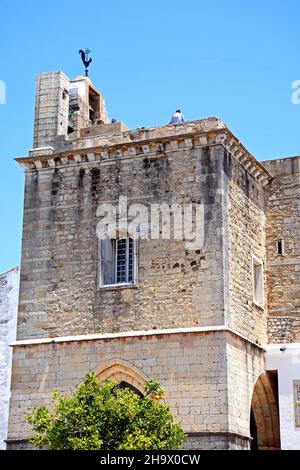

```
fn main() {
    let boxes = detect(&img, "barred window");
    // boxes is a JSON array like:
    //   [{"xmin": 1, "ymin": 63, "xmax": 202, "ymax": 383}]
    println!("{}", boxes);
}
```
[{"xmin": 100, "ymin": 238, "xmax": 135, "ymax": 287}]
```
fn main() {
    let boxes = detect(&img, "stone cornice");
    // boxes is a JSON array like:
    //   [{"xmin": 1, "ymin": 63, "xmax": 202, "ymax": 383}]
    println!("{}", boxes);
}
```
[
  {"xmin": 11, "ymin": 325, "xmax": 265, "ymax": 351},
  {"xmin": 15, "ymin": 117, "xmax": 271, "ymax": 186}
]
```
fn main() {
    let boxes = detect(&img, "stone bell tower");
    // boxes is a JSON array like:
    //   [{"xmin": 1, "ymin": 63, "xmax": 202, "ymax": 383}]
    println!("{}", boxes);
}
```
[{"xmin": 33, "ymin": 71, "xmax": 109, "ymax": 150}]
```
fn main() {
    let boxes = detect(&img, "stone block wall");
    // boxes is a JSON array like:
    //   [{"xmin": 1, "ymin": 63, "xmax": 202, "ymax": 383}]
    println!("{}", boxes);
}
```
[
  {"xmin": 226, "ymin": 334, "xmax": 265, "ymax": 438},
  {"xmin": 33, "ymin": 71, "xmax": 70, "ymax": 149},
  {"xmin": 33, "ymin": 72, "xmax": 110, "ymax": 151},
  {"xmin": 17, "ymin": 144, "xmax": 228, "ymax": 340},
  {"xmin": 263, "ymin": 157, "xmax": 300, "ymax": 342},
  {"xmin": 226, "ymin": 153, "xmax": 267, "ymax": 344},
  {"xmin": 7, "ymin": 330, "xmax": 263, "ymax": 450}
]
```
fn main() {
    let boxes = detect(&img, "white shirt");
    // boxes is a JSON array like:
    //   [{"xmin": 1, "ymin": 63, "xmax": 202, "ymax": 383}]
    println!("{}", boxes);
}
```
[{"xmin": 170, "ymin": 112, "xmax": 184, "ymax": 124}]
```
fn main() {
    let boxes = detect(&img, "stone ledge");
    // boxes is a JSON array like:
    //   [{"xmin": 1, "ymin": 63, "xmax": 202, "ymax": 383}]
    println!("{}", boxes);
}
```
[
  {"xmin": 98, "ymin": 283, "xmax": 138, "ymax": 292},
  {"xmin": 11, "ymin": 325, "xmax": 265, "ymax": 351},
  {"xmin": 187, "ymin": 431, "xmax": 252, "ymax": 441},
  {"xmin": 28, "ymin": 147, "xmax": 54, "ymax": 158},
  {"xmin": 15, "ymin": 117, "xmax": 271, "ymax": 186}
]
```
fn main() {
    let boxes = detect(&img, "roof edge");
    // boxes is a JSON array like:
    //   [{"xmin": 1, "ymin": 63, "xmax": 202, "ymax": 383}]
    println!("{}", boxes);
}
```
[{"xmin": 15, "ymin": 117, "xmax": 271, "ymax": 185}]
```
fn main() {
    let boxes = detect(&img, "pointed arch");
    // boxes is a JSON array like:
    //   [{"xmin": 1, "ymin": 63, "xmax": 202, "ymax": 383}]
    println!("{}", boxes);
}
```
[
  {"xmin": 95, "ymin": 359, "xmax": 148, "ymax": 395},
  {"xmin": 250, "ymin": 371, "xmax": 281, "ymax": 450}
]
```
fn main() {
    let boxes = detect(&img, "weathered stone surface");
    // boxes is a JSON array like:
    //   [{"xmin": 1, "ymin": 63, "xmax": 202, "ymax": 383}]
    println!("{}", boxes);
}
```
[
  {"xmin": 263, "ymin": 157, "xmax": 300, "ymax": 342},
  {"xmin": 33, "ymin": 72, "xmax": 109, "ymax": 150},
  {"xmin": 226, "ymin": 152, "xmax": 267, "ymax": 344},
  {"xmin": 7, "ymin": 330, "xmax": 264, "ymax": 448},
  {"xmin": 16, "ymin": 130, "xmax": 271, "ymax": 344},
  {"xmin": 17, "ymin": 143, "xmax": 233, "ymax": 340}
]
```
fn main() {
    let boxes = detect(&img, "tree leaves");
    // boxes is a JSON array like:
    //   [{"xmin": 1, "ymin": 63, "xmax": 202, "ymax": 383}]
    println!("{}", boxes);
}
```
[{"xmin": 26, "ymin": 373, "xmax": 186, "ymax": 450}]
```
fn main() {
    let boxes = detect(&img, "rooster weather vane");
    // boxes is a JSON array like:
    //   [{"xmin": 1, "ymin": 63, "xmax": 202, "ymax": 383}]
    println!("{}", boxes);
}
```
[{"xmin": 79, "ymin": 49, "xmax": 92, "ymax": 77}]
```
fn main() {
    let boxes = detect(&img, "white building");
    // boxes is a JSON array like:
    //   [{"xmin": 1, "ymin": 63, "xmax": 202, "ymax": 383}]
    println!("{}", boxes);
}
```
[
  {"xmin": 0, "ymin": 267, "xmax": 20, "ymax": 449},
  {"xmin": 266, "ymin": 344, "xmax": 300, "ymax": 450}
]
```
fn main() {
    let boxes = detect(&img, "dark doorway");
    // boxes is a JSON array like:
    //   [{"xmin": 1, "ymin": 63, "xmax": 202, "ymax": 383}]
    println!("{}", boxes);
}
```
[
  {"xmin": 116, "ymin": 381, "xmax": 144, "ymax": 397},
  {"xmin": 250, "ymin": 407, "xmax": 258, "ymax": 450}
]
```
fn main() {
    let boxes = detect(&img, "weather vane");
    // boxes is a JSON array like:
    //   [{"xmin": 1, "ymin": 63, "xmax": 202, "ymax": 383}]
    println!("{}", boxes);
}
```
[{"xmin": 78, "ymin": 49, "xmax": 92, "ymax": 77}]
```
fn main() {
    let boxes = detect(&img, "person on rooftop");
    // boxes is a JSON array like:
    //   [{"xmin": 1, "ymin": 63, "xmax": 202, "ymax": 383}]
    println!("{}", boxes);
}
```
[{"xmin": 170, "ymin": 109, "xmax": 184, "ymax": 124}]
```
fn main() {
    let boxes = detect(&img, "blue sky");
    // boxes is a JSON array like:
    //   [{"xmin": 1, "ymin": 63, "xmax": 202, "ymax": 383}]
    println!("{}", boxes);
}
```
[{"xmin": 0, "ymin": 0, "xmax": 299, "ymax": 273}]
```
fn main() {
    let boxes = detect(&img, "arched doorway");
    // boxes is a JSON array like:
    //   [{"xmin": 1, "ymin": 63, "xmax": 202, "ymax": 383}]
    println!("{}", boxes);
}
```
[{"xmin": 250, "ymin": 371, "xmax": 281, "ymax": 450}]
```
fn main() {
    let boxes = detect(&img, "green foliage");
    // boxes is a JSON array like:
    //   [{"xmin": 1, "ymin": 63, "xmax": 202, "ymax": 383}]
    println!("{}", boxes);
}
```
[
  {"xmin": 26, "ymin": 373, "xmax": 186, "ymax": 450},
  {"xmin": 144, "ymin": 379, "xmax": 165, "ymax": 398}
]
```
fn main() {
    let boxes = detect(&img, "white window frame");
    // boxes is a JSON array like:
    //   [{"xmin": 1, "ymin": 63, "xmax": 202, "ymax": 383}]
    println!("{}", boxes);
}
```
[
  {"xmin": 252, "ymin": 255, "xmax": 264, "ymax": 309},
  {"xmin": 98, "ymin": 237, "xmax": 138, "ymax": 288},
  {"xmin": 294, "ymin": 381, "xmax": 300, "ymax": 427}
]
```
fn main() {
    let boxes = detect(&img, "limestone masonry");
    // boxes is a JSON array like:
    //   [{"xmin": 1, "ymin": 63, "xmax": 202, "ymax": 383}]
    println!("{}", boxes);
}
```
[{"xmin": 6, "ymin": 71, "xmax": 300, "ymax": 449}]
